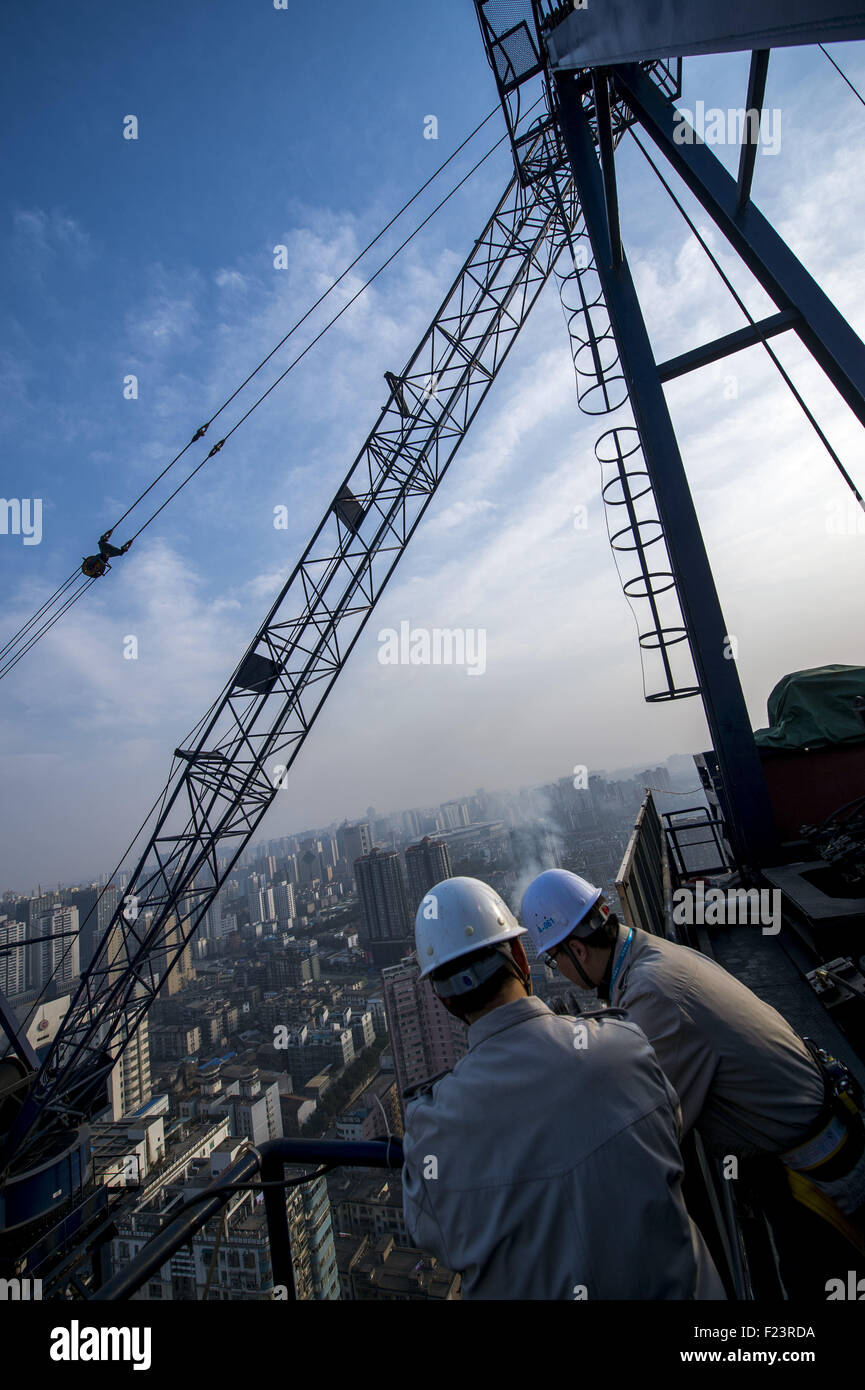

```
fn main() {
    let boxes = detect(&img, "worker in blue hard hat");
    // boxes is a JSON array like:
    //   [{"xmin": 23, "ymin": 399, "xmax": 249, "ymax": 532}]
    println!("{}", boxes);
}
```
[
  {"xmin": 400, "ymin": 874, "xmax": 725, "ymax": 1300},
  {"xmin": 521, "ymin": 867, "xmax": 865, "ymax": 1294}
]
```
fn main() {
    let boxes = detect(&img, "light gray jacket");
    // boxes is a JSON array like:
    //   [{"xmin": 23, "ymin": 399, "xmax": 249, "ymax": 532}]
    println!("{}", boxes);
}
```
[
  {"xmin": 611, "ymin": 926, "xmax": 825, "ymax": 1158},
  {"xmin": 402, "ymin": 995, "xmax": 725, "ymax": 1300}
]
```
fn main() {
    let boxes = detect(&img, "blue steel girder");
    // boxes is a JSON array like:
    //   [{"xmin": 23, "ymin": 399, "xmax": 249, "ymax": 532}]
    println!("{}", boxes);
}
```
[
  {"xmin": 1, "ymin": 146, "xmax": 584, "ymax": 1174},
  {"xmin": 612, "ymin": 61, "xmax": 865, "ymax": 432},
  {"xmin": 545, "ymin": 1, "xmax": 865, "ymax": 69},
  {"xmin": 553, "ymin": 72, "xmax": 781, "ymax": 871}
]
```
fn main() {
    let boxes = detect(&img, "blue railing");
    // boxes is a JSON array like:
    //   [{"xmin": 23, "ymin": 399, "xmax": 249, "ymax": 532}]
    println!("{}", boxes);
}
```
[{"xmin": 92, "ymin": 1137, "xmax": 404, "ymax": 1301}]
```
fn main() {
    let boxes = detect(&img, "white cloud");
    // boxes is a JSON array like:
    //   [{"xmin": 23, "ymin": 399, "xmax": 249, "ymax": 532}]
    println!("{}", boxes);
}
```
[{"xmin": 3, "ymin": 51, "xmax": 865, "ymax": 887}]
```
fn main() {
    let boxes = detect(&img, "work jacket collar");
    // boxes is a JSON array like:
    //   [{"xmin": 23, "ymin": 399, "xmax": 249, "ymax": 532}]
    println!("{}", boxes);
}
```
[
  {"xmin": 466, "ymin": 994, "xmax": 552, "ymax": 1051},
  {"xmin": 609, "ymin": 921, "xmax": 645, "ymax": 1002}
]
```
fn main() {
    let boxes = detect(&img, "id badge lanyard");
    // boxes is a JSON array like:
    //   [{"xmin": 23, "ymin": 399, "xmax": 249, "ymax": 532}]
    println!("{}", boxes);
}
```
[{"xmin": 604, "ymin": 927, "xmax": 634, "ymax": 1003}]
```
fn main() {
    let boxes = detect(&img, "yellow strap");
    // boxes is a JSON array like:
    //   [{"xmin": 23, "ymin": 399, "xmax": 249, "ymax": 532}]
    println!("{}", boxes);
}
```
[{"xmin": 786, "ymin": 1168, "xmax": 865, "ymax": 1255}]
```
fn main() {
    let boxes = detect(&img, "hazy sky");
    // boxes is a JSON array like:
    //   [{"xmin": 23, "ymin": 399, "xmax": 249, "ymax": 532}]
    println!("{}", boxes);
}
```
[{"xmin": 1, "ymin": 3, "xmax": 864, "ymax": 892}]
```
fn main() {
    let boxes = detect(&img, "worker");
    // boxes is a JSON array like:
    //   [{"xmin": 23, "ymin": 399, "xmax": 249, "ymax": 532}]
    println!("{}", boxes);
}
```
[
  {"xmin": 400, "ymin": 875, "xmax": 725, "ymax": 1300},
  {"xmin": 81, "ymin": 528, "xmax": 132, "ymax": 578},
  {"xmin": 521, "ymin": 868, "xmax": 865, "ymax": 1296}
]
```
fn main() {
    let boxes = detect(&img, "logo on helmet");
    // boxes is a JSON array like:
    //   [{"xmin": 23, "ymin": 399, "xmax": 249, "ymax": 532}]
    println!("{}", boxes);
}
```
[{"xmin": 538, "ymin": 916, "xmax": 555, "ymax": 935}]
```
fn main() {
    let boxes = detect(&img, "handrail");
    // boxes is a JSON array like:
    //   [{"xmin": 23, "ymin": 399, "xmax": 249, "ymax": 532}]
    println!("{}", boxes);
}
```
[
  {"xmin": 614, "ymin": 792, "xmax": 754, "ymax": 1298},
  {"xmin": 92, "ymin": 1136, "xmax": 404, "ymax": 1301}
]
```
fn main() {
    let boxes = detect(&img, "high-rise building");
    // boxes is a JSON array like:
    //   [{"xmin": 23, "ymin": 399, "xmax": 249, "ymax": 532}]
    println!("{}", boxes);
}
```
[
  {"xmin": 34, "ymin": 905, "xmax": 79, "ymax": 993},
  {"xmin": 381, "ymin": 957, "xmax": 466, "ymax": 1108},
  {"xmin": 288, "ymin": 1170, "xmax": 340, "ymax": 1300},
  {"xmin": 268, "ymin": 939, "xmax": 319, "ymax": 989},
  {"xmin": 319, "ymin": 837, "xmax": 339, "ymax": 870},
  {"xmin": 28, "ymin": 892, "xmax": 59, "ymax": 929},
  {"xmin": 245, "ymin": 872, "xmax": 264, "ymax": 923},
  {"xmin": 355, "ymin": 849, "xmax": 412, "ymax": 970},
  {"xmin": 203, "ymin": 889, "xmax": 234, "ymax": 943},
  {"xmin": 145, "ymin": 912, "xmax": 195, "ymax": 996},
  {"xmin": 298, "ymin": 839, "xmax": 322, "ymax": 885},
  {"xmin": 0, "ymin": 916, "xmax": 27, "ymax": 997},
  {"xmin": 273, "ymin": 881, "xmax": 296, "ymax": 925},
  {"xmin": 440, "ymin": 799, "xmax": 470, "ymax": 830},
  {"xmin": 66, "ymin": 884, "xmax": 121, "ymax": 973},
  {"xmin": 339, "ymin": 822, "xmax": 372, "ymax": 871},
  {"xmin": 404, "ymin": 837, "xmax": 452, "ymax": 917},
  {"xmin": 109, "ymin": 1009, "xmax": 152, "ymax": 1120}
]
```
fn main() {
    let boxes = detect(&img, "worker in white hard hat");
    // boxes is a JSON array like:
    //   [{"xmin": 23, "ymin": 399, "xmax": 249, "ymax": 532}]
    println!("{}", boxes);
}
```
[
  {"xmin": 521, "ymin": 867, "xmax": 865, "ymax": 1294},
  {"xmin": 400, "ymin": 875, "xmax": 725, "ymax": 1300}
]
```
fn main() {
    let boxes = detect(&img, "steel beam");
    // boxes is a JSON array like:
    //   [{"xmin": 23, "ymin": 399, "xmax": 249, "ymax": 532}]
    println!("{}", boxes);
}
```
[
  {"xmin": 592, "ymin": 69, "xmax": 623, "ymax": 266},
  {"xmin": 554, "ymin": 72, "xmax": 780, "ymax": 870},
  {"xmin": 614, "ymin": 62, "xmax": 865, "ymax": 432},
  {"xmin": 0, "ymin": 990, "xmax": 39, "ymax": 1071},
  {"xmin": 547, "ymin": 1, "xmax": 865, "ymax": 69},
  {"xmin": 657, "ymin": 309, "xmax": 800, "ymax": 382},
  {"xmin": 737, "ymin": 50, "xmax": 771, "ymax": 210},
  {"xmin": 1, "ymin": 141, "xmax": 584, "ymax": 1176}
]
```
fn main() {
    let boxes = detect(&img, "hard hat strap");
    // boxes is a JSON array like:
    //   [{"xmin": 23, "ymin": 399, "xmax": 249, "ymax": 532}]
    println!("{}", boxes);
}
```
[
  {"xmin": 431, "ymin": 943, "xmax": 529, "ymax": 1001},
  {"xmin": 561, "ymin": 941, "xmax": 597, "ymax": 992}
]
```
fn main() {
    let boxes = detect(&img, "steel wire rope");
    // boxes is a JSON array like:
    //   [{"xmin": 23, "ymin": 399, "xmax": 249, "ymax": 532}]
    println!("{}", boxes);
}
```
[
  {"xmin": 818, "ymin": 43, "xmax": 865, "ymax": 108},
  {"xmin": 0, "ymin": 578, "xmax": 96, "ymax": 681},
  {"xmin": 3, "ymin": 109, "xmax": 530, "ymax": 679},
  {"xmin": 122, "ymin": 110, "xmax": 534, "ymax": 545},
  {"xmin": 110, "ymin": 102, "xmax": 504, "ymax": 532},
  {"xmin": 629, "ymin": 129, "xmax": 865, "ymax": 514},
  {"xmin": 0, "ymin": 570, "xmax": 82, "ymax": 662},
  {"xmin": 0, "ymin": 104, "xmax": 507, "ymax": 680},
  {"xmin": 4, "ymin": 101, "xmax": 548, "ymax": 1038}
]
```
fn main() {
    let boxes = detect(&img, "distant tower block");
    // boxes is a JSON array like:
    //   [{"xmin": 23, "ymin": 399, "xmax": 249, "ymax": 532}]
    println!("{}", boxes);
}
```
[
  {"xmin": 405, "ymin": 837, "xmax": 453, "ymax": 917},
  {"xmin": 356, "ymin": 849, "xmax": 413, "ymax": 970}
]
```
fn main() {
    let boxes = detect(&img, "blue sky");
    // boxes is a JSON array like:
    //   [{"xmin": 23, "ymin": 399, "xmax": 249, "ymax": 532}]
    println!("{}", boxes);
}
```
[{"xmin": 2, "ymin": 3, "xmax": 864, "ymax": 891}]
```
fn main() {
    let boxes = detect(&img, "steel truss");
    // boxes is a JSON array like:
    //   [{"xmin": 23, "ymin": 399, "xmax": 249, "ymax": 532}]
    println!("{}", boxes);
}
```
[
  {"xmin": 1, "ymin": 135, "xmax": 582, "ymax": 1173},
  {"xmin": 476, "ymin": 1, "xmax": 865, "ymax": 872}
]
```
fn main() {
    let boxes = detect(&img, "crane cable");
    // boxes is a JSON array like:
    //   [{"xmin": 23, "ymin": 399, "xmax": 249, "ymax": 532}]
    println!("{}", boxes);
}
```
[
  {"xmin": 629, "ymin": 130, "xmax": 865, "ymax": 515},
  {"xmin": 112, "ymin": 100, "xmax": 507, "ymax": 536},
  {"xmin": 121, "ymin": 112, "xmax": 523, "ymax": 545},
  {"xmin": 818, "ymin": 43, "xmax": 865, "ymax": 108},
  {"xmin": 0, "ymin": 577, "xmax": 96, "ymax": 680},
  {"xmin": 1, "ymin": 104, "xmax": 503, "ymax": 673},
  {"xmin": 0, "ymin": 104, "xmax": 524, "ymax": 684}
]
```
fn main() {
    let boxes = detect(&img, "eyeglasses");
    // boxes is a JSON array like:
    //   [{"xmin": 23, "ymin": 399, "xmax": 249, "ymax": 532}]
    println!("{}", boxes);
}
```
[{"xmin": 544, "ymin": 943, "xmax": 567, "ymax": 969}]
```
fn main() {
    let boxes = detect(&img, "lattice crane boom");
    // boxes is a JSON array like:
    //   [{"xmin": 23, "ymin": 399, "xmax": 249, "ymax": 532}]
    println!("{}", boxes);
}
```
[{"xmin": 1, "ymin": 131, "xmax": 582, "ymax": 1176}]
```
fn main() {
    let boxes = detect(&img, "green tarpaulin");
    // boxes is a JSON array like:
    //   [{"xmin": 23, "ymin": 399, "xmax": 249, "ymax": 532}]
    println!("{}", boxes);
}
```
[{"xmin": 753, "ymin": 664, "xmax": 865, "ymax": 750}]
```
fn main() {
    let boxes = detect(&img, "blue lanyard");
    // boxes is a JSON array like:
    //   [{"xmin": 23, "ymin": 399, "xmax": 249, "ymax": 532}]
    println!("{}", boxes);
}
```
[{"xmin": 608, "ymin": 927, "xmax": 634, "ymax": 996}]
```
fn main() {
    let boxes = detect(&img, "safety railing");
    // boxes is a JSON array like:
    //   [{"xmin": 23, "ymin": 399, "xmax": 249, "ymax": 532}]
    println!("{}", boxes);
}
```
[
  {"xmin": 91, "ymin": 1136, "xmax": 404, "ymax": 1301},
  {"xmin": 663, "ymin": 805, "xmax": 732, "ymax": 883},
  {"xmin": 616, "ymin": 792, "xmax": 672, "ymax": 939},
  {"xmin": 614, "ymin": 790, "xmax": 787, "ymax": 1300}
]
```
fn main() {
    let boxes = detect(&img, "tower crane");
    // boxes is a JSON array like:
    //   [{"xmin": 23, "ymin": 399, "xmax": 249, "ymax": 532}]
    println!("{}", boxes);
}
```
[
  {"xmin": 3, "ymin": 0, "xmax": 865, "ymax": 1292},
  {"xmin": 0, "ymin": 121, "xmax": 583, "ymax": 1261}
]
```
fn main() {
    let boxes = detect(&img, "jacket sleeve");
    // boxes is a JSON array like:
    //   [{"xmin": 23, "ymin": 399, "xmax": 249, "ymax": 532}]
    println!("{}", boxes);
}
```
[
  {"xmin": 619, "ymin": 979, "xmax": 717, "ymax": 1136},
  {"xmin": 401, "ymin": 1098, "xmax": 454, "ymax": 1268}
]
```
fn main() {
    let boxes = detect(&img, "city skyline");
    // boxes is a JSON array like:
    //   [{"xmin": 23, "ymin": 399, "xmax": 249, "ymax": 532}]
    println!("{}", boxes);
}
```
[{"xmin": 0, "ymin": 752, "xmax": 688, "ymax": 898}]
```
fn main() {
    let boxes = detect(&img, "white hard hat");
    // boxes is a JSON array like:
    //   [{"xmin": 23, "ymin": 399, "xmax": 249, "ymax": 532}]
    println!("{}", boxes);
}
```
[
  {"xmin": 415, "ymin": 876, "xmax": 526, "ymax": 979},
  {"xmin": 520, "ymin": 869, "xmax": 604, "ymax": 954}
]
